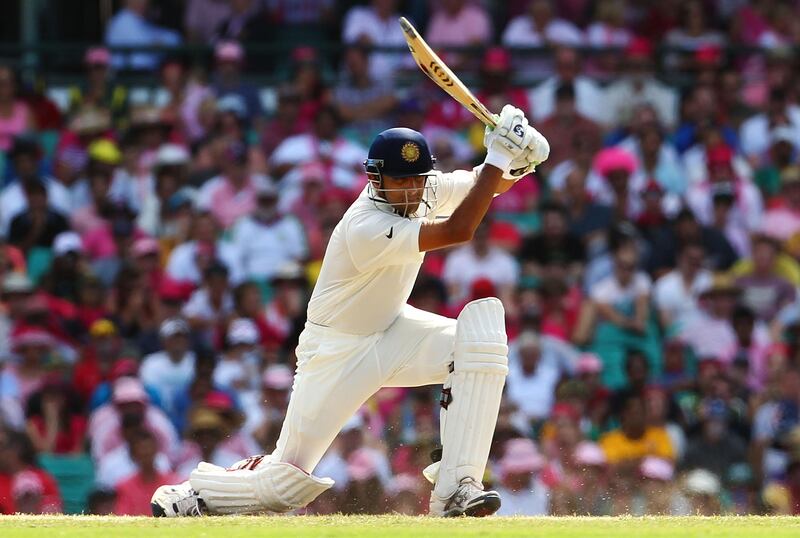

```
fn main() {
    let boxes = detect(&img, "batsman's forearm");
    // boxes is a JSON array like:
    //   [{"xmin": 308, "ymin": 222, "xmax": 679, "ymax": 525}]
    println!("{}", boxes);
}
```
[{"xmin": 445, "ymin": 164, "xmax": 503, "ymax": 242}]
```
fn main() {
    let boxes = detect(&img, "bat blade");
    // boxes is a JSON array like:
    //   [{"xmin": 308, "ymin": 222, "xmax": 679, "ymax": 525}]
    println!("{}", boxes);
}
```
[{"xmin": 399, "ymin": 17, "xmax": 497, "ymax": 128}]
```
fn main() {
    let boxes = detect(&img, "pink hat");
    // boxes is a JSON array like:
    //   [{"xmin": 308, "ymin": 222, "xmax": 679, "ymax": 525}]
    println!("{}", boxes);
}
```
[
  {"xmin": 576, "ymin": 353, "xmax": 603, "ymax": 375},
  {"xmin": 112, "ymin": 377, "xmax": 149, "ymax": 404},
  {"xmin": 12, "ymin": 470, "xmax": 45, "ymax": 497},
  {"xmin": 12, "ymin": 328, "xmax": 55, "ymax": 352},
  {"xmin": 573, "ymin": 441, "xmax": 607, "ymax": 467},
  {"xmin": 386, "ymin": 473, "xmax": 418, "ymax": 495},
  {"xmin": 640, "ymin": 456, "xmax": 674, "ymax": 481},
  {"xmin": 132, "ymin": 237, "xmax": 160, "ymax": 258},
  {"xmin": 215, "ymin": 41, "xmax": 244, "ymax": 63},
  {"xmin": 594, "ymin": 147, "xmax": 637, "ymax": 177},
  {"xmin": 499, "ymin": 438, "xmax": 545, "ymax": 476},
  {"xmin": 262, "ymin": 364, "xmax": 293, "ymax": 390},
  {"xmin": 110, "ymin": 358, "xmax": 139, "ymax": 380},
  {"xmin": 84, "ymin": 46, "xmax": 111, "ymax": 66},
  {"xmin": 204, "ymin": 390, "xmax": 235, "ymax": 411},
  {"xmin": 347, "ymin": 448, "xmax": 380, "ymax": 481},
  {"xmin": 482, "ymin": 47, "xmax": 511, "ymax": 71}
]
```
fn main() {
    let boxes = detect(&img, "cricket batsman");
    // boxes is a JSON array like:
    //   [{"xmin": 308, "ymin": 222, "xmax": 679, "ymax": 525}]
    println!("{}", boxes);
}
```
[{"xmin": 151, "ymin": 104, "xmax": 549, "ymax": 517}]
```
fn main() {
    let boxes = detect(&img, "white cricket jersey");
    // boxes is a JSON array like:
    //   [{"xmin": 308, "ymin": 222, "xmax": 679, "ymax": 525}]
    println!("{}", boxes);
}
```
[{"xmin": 307, "ymin": 169, "xmax": 477, "ymax": 335}]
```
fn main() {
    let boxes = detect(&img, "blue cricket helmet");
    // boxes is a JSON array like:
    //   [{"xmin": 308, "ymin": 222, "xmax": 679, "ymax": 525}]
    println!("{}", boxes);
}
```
[{"xmin": 365, "ymin": 128, "xmax": 436, "ymax": 178}]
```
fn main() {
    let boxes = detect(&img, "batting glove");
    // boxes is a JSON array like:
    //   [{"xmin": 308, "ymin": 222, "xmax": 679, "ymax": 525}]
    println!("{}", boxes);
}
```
[
  {"xmin": 483, "ymin": 104, "xmax": 535, "ymax": 171},
  {"xmin": 504, "ymin": 125, "xmax": 550, "ymax": 180}
]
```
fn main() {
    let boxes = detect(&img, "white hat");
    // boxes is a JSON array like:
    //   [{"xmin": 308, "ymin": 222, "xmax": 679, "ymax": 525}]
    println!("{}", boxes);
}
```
[
  {"xmin": 159, "ymin": 317, "xmax": 189, "ymax": 338},
  {"xmin": 262, "ymin": 364, "xmax": 293, "ymax": 390},
  {"xmin": 154, "ymin": 144, "xmax": 190, "ymax": 167},
  {"xmin": 771, "ymin": 125, "xmax": 798, "ymax": 146},
  {"xmin": 2, "ymin": 272, "xmax": 34, "ymax": 294},
  {"xmin": 227, "ymin": 318, "xmax": 259, "ymax": 346},
  {"xmin": 53, "ymin": 231, "xmax": 83, "ymax": 256},
  {"xmin": 684, "ymin": 468, "xmax": 721, "ymax": 495}
]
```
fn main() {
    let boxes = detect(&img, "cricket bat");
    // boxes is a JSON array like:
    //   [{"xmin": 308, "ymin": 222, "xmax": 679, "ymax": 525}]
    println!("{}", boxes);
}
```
[{"xmin": 398, "ymin": 16, "xmax": 498, "ymax": 128}]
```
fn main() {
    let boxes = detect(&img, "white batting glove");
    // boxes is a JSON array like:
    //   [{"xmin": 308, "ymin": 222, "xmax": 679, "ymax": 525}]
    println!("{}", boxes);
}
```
[
  {"xmin": 483, "ymin": 104, "xmax": 535, "ymax": 171},
  {"xmin": 504, "ymin": 126, "xmax": 550, "ymax": 180}
]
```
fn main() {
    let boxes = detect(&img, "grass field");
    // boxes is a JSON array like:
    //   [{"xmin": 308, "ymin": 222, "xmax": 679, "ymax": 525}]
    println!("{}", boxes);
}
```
[{"xmin": 1, "ymin": 515, "xmax": 799, "ymax": 538}]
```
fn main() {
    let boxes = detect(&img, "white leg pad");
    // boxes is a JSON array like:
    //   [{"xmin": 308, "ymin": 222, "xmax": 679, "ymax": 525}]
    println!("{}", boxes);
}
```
[
  {"xmin": 434, "ymin": 297, "xmax": 508, "ymax": 499},
  {"xmin": 189, "ymin": 458, "xmax": 334, "ymax": 514}
]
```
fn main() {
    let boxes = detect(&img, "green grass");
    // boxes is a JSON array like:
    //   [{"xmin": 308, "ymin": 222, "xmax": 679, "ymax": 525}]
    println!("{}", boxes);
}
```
[{"xmin": 1, "ymin": 515, "xmax": 799, "ymax": 538}]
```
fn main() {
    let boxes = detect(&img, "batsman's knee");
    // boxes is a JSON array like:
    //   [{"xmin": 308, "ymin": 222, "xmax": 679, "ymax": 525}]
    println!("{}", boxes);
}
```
[{"xmin": 454, "ymin": 297, "xmax": 509, "ymax": 375}]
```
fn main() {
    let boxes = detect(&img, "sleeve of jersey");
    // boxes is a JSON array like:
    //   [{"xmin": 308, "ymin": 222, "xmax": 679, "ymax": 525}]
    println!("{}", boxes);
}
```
[
  {"xmin": 345, "ymin": 211, "xmax": 425, "ymax": 272},
  {"xmin": 434, "ymin": 168, "xmax": 478, "ymax": 218}
]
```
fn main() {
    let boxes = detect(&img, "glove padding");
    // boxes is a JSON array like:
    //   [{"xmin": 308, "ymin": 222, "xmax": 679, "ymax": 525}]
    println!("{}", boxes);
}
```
[
  {"xmin": 483, "ymin": 104, "xmax": 535, "ymax": 171},
  {"xmin": 504, "ymin": 125, "xmax": 550, "ymax": 180}
]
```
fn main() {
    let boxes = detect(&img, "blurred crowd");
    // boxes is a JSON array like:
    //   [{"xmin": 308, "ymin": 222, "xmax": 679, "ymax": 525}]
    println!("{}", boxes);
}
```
[{"xmin": 2, "ymin": 0, "xmax": 800, "ymax": 517}]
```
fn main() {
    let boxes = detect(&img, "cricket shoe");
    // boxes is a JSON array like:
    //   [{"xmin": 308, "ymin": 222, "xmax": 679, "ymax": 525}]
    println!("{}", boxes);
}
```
[
  {"xmin": 151, "ymin": 481, "xmax": 206, "ymax": 517},
  {"xmin": 429, "ymin": 478, "xmax": 501, "ymax": 517}
]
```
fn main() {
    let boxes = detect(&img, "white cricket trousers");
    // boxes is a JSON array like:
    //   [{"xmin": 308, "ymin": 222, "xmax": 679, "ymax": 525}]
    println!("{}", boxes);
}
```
[{"xmin": 271, "ymin": 304, "xmax": 456, "ymax": 473}]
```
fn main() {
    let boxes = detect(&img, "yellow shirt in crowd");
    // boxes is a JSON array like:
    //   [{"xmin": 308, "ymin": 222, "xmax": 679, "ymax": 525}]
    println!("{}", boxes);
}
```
[{"xmin": 599, "ymin": 427, "xmax": 675, "ymax": 464}]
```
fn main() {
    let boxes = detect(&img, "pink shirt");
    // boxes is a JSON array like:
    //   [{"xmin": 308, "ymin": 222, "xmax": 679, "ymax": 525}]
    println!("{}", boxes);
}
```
[
  {"xmin": 0, "ymin": 102, "xmax": 29, "ymax": 152},
  {"xmin": 426, "ymin": 6, "xmax": 492, "ymax": 46},
  {"xmin": 88, "ymin": 404, "xmax": 178, "ymax": 462},
  {"xmin": 113, "ymin": 471, "xmax": 181, "ymax": 515},
  {"xmin": 197, "ymin": 174, "xmax": 270, "ymax": 228}
]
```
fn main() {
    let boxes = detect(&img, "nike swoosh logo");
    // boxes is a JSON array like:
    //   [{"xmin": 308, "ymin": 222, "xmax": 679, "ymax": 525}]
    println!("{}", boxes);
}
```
[{"xmin": 386, "ymin": 227, "xmax": 393, "ymax": 239}]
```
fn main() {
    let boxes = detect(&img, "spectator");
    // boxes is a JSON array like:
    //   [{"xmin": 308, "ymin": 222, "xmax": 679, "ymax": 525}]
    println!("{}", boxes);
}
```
[
  {"xmin": 0, "ymin": 65, "xmax": 33, "ymax": 153},
  {"xmin": 537, "ymin": 82, "xmax": 603, "ymax": 168},
  {"xmin": 67, "ymin": 47, "xmax": 128, "ymax": 126},
  {"xmin": 212, "ymin": 318, "xmax": 260, "ymax": 394},
  {"xmin": 24, "ymin": 378, "xmax": 86, "ymax": 455},
  {"xmin": 4, "ymin": 135, "xmax": 45, "ymax": 189},
  {"xmin": 653, "ymin": 241, "xmax": 713, "ymax": 330},
  {"xmin": 88, "ymin": 376, "xmax": 178, "ymax": 463},
  {"xmin": 184, "ymin": 0, "xmax": 232, "ymax": 42},
  {"xmin": 137, "ymin": 143, "xmax": 191, "ymax": 236},
  {"xmin": 681, "ymin": 398, "xmax": 748, "ymax": 485},
  {"xmin": 196, "ymin": 141, "xmax": 271, "ymax": 229},
  {"xmin": 213, "ymin": 0, "xmax": 269, "ymax": 43},
  {"xmin": 528, "ymin": 47, "xmax": 606, "ymax": 125},
  {"xmin": 333, "ymin": 46, "xmax": 397, "ymax": 146},
  {"xmin": 734, "ymin": 233, "xmax": 796, "ymax": 322},
  {"xmin": 0, "ymin": 428, "xmax": 62, "ymax": 514},
  {"xmin": 139, "ymin": 318, "xmax": 196, "ymax": 429},
  {"xmin": 263, "ymin": 262, "xmax": 308, "ymax": 344},
  {"xmin": 585, "ymin": 0, "xmax": 632, "ymax": 48},
  {"xmin": 505, "ymin": 331, "xmax": 578, "ymax": 425},
  {"xmin": 425, "ymin": 0, "xmax": 492, "ymax": 49},
  {"xmin": 680, "ymin": 273, "xmax": 740, "ymax": 363},
  {"xmin": 600, "ymin": 392, "xmax": 674, "ymax": 465},
  {"xmin": 686, "ymin": 144, "xmax": 763, "ymax": 255},
  {"xmin": 71, "ymin": 319, "xmax": 123, "ymax": 403},
  {"xmin": 165, "ymin": 211, "xmax": 242, "ymax": 285},
  {"xmin": 182, "ymin": 262, "xmax": 235, "ymax": 347},
  {"xmin": 442, "ymin": 221, "xmax": 520, "ymax": 308},
  {"xmin": 7, "ymin": 180, "xmax": 70, "ymax": 254},
  {"xmin": 210, "ymin": 41, "xmax": 263, "ymax": 124},
  {"xmin": 104, "ymin": 0, "xmax": 182, "ymax": 71},
  {"xmin": 176, "ymin": 407, "xmax": 241, "ymax": 477},
  {"xmin": 260, "ymin": 87, "xmax": 306, "ymax": 158},
  {"xmin": 342, "ymin": 0, "xmax": 406, "ymax": 80},
  {"xmin": 231, "ymin": 182, "xmax": 306, "ymax": 281},
  {"xmin": 113, "ymin": 428, "xmax": 180, "ymax": 515},
  {"xmin": 756, "ymin": 130, "xmax": 800, "ymax": 201},
  {"xmin": 519, "ymin": 201, "xmax": 585, "ymax": 282},
  {"xmin": 270, "ymin": 105, "xmax": 366, "ymax": 191},
  {"xmin": 502, "ymin": 0, "xmax": 583, "ymax": 48},
  {"xmin": 604, "ymin": 38, "xmax": 679, "ymax": 129},
  {"xmin": 494, "ymin": 438, "xmax": 548, "ymax": 515},
  {"xmin": 740, "ymin": 89, "xmax": 800, "ymax": 165}
]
